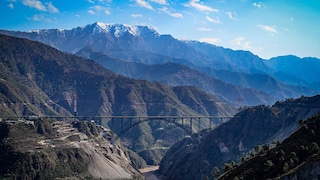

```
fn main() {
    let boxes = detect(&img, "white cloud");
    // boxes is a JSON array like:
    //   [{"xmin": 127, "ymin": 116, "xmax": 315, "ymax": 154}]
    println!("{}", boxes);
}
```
[
  {"xmin": 104, "ymin": 9, "xmax": 111, "ymax": 15},
  {"xmin": 184, "ymin": 0, "xmax": 218, "ymax": 12},
  {"xmin": 206, "ymin": 16, "xmax": 221, "ymax": 24},
  {"xmin": 131, "ymin": 14, "xmax": 143, "ymax": 18},
  {"xmin": 284, "ymin": 28, "xmax": 291, "ymax": 32},
  {"xmin": 198, "ymin": 27, "xmax": 212, "ymax": 32},
  {"xmin": 136, "ymin": 0, "xmax": 154, "ymax": 10},
  {"xmin": 30, "ymin": 14, "xmax": 45, "ymax": 21},
  {"xmin": 47, "ymin": 2, "xmax": 59, "ymax": 13},
  {"xmin": 27, "ymin": 14, "xmax": 53, "ymax": 22},
  {"xmin": 88, "ymin": 9, "xmax": 95, "ymax": 15},
  {"xmin": 226, "ymin": 12, "xmax": 236, "ymax": 20},
  {"xmin": 22, "ymin": 0, "xmax": 59, "ymax": 13},
  {"xmin": 23, "ymin": 0, "xmax": 46, "ymax": 11},
  {"xmin": 88, "ymin": 5, "xmax": 111, "ymax": 15},
  {"xmin": 151, "ymin": 0, "xmax": 167, "ymax": 5},
  {"xmin": 257, "ymin": 24, "xmax": 278, "ymax": 34},
  {"xmin": 200, "ymin": 38, "xmax": 220, "ymax": 44},
  {"xmin": 159, "ymin": 7, "xmax": 183, "ymax": 18},
  {"xmin": 8, "ymin": 3, "xmax": 14, "ymax": 9},
  {"xmin": 88, "ymin": 0, "xmax": 112, "ymax": 4},
  {"xmin": 252, "ymin": 2, "xmax": 263, "ymax": 8},
  {"xmin": 230, "ymin": 37, "xmax": 253, "ymax": 49}
]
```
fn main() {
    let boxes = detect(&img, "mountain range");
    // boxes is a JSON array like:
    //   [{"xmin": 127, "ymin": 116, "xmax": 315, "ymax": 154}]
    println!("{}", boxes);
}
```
[
  {"xmin": 0, "ymin": 33, "xmax": 235, "ymax": 166},
  {"xmin": 1, "ymin": 22, "xmax": 320, "ymax": 179},
  {"xmin": 1, "ymin": 22, "xmax": 320, "ymax": 106}
]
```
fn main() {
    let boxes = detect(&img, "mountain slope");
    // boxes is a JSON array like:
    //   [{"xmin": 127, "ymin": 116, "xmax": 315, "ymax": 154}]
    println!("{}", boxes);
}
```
[
  {"xmin": 0, "ymin": 34, "xmax": 235, "ymax": 166},
  {"xmin": 218, "ymin": 114, "xmax": 320, "ymax": 180},
  {"xmin": 76, "ymin": 47, "xmax": 275, "ymax": 105},
  {"xmin": 201, "ymin": 68, "xmax": 317, "ymax": 100},
  {"xmin": 158, "ymin": 95, "xmax": 320, "ymax": 180},
  {"xmin": 76, "ymin": 47, "xmax": 318, "ymax": 106},
  {"xmin": 266, "ymin": 55, "xmax": 320, "ymax": 84},
  {"xmin": 0, "ymin": 118, "xmax": 143, "ymax": 179}
]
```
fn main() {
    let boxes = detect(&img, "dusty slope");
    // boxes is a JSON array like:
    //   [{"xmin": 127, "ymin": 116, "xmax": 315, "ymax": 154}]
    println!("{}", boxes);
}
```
[
  {"xmin": 80, "ymin": 142, "xmax": 131, "ymax": 179},
  {"xmin": 0, "ymin": 118, "xmax": 143, "ymax": 179}
]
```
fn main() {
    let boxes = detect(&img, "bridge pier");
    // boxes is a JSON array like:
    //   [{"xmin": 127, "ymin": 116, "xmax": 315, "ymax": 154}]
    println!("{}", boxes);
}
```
[
  {"xmin": 190, "ymin": 118, "xmax": 193, "ymax": 133},
  {"xmin": 120, "ymin": 118, "xmax": 123, "ymax": 134},
  {"xmin": 181, "ymin": 118, "xmax": 184, "ymax": 127}
]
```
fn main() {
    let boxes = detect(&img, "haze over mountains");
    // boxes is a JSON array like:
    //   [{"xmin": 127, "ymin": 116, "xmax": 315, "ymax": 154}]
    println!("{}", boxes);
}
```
[
  {"xmin": 1, "ymin": 22, "xmax": 320, "ymax": 107},
  {"xmin": 0, "ymin": 33, "xmax": 235, "ymax": 166}
]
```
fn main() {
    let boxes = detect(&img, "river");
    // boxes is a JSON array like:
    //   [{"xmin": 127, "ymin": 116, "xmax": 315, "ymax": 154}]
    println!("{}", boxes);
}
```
[{"xmin": 139, "ymin": 166, "xmax": 161, "ymax": 180}]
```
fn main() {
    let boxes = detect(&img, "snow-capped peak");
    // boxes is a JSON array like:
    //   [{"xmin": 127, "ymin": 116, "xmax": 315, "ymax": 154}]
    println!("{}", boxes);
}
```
[{"xmin": 93, "ymin": 22, "xmax": 159, "ymax": 38}]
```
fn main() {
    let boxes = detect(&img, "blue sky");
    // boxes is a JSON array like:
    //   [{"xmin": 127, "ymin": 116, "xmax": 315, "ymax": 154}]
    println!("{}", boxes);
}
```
[{"xmin": 1, "ymin": 0, "xmax": 320, "ymax": 59}]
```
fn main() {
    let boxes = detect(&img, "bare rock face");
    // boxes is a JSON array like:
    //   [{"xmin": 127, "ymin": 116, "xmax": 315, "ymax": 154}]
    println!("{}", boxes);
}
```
[{"xmin": 0, "ymin": 118, "xmax": 143, "ymax": 179}]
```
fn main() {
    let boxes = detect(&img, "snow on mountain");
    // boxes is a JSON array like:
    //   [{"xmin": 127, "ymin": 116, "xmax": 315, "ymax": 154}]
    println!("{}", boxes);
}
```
[{"xmin": 92, "ymin": 22, "xmax": 159, "ymax": 38}]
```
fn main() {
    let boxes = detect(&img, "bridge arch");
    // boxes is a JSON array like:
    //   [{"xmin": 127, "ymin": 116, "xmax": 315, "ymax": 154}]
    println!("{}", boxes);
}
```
[{"xmin": 112, "ymin": 117, "xmax": 193, "ymax": 138}]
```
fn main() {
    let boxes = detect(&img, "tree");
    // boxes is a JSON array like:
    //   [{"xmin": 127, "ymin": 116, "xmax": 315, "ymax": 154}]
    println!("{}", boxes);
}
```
[
  {"xmin": 264, "ymin": 160, "xmax": 274, "ymax": 169},
  {"xmin": 230, "ymin": 160, "xmax": 237, "ymax": 168},
  {"xmin": 241, "ymin": 157, "xmax": 245, "ymax": 163},
  {"xmin": 283, "ymin": 162, "xmax": 289, "ymax": 173},
  {"xmin": 254, "ymin": 145, "xmax": 260, "ymax": 154},
  {"xmin": 223, "ymin": 163, "xmax": 233, "ymax": 173},
  {"xmin": 297, "ymin": 119, "xmax": 304, "ymax": 127},
  {"xmin": 262, "ymin": 144, "xmax": 269, "ymax": 152},
  {"xmin": 233, "ymin": 176, "xmax": 240, "ymax": 180},
  {"xmin": 308, "ymin": 142, "xmax": 320, "ymax": 154},
  {"xmin": 211, "ymin": 167, "xmax": 220, "ymax": 178}
]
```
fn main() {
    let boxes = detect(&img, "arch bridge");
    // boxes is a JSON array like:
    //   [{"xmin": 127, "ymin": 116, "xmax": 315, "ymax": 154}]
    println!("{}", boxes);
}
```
[{"xmin": 97, "ymin": 116, "xmax": 233, "ymax": 136}]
